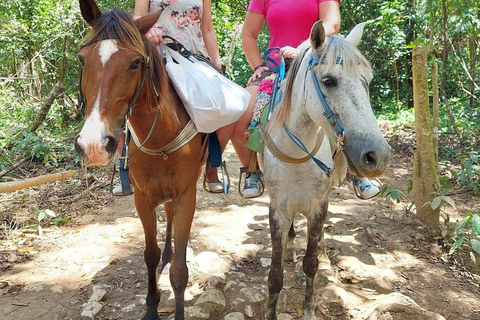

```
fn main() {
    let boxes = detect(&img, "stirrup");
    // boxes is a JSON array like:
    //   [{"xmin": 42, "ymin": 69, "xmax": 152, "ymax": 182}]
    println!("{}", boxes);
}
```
[
  {"xmin": 238, "ymin": 167, "xmax": 265, "ymax": 198},
  {"xmin": 203, "ymin": 161, "xmax": 230, "ymax": 194},
  {"xmin": 353, "ymin": 177, "xmax": 382, "ymax": 200}
]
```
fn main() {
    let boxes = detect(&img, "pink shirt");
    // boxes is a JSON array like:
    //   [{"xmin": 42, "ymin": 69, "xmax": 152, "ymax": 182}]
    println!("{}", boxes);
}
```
[{"xmin": 248, "ymin": 0, "xmax": 339, "ymax": 50}]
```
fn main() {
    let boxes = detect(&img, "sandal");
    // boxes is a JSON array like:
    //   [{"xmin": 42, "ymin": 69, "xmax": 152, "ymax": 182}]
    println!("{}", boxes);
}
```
[{"xmin": 203, "ymin": 161, "xmax": 230, "ymax": 194}]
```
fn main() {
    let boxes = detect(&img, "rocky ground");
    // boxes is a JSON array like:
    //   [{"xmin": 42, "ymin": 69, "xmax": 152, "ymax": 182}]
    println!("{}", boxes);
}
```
[{"xmin": 1, "ymin": 143, "xmax": 480, "ymax": 320}]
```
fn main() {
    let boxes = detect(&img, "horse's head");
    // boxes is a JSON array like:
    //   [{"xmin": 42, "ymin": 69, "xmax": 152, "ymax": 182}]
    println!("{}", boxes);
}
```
[
  {"xmin": 74, "ymin": 0, "xmax": 162, "ymax": 166},
  {"xmin": 305, "ymin": 21, "xmax": 390, "ymax": 178}
]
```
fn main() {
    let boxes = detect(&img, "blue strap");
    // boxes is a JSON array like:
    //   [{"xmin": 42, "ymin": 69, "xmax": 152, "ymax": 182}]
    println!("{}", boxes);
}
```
[
  {"xmin": 208, "ymin": 133, "xmax": 229, "ymax": 193},
  {"xmin": 119, "ymin": 134, "xmax": 132, "ymax": 195},
  {"xmin": 308, "ymin": 51, "xmax": 344, "ymax": 136},
  {"xmin": 284, "ymin": 127, "xmax": 331, "ymax": 175},
  {"xmin": 263, "ymin": 47, "xmax": 286, "ymax": 119}
]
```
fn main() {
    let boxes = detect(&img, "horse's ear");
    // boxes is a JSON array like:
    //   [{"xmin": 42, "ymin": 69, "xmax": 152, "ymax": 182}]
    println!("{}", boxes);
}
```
[
  {"xmin": 310, "ymin": 20, "xmax": 326, "ymax": 50},
  {"xmin": 345, "ymin": 22, "xmax": 366, "ymax": 47},
  {"xmin": 79, "ymin": 0, "xmax": 102, "ymax": 26},
  {"xmin": 135, "ymin": 10, "xmax": 163, "ymax": 35}
]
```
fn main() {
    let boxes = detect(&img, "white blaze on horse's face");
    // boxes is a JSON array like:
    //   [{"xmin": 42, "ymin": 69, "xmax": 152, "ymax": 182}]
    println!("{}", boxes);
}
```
[
  {"xmin": 99, "ymin": 39, "xmax": 119, "ymax": 66},
  {"xmin": 76, "ymin": 94, "xmax": 112, "ymax": 166},
  {"xmin": 75, "ymin": 40, "xmax": 121, "ymax": 166}
]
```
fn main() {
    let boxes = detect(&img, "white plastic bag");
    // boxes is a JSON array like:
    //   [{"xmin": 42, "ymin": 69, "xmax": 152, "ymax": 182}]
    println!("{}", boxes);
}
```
[{"xmin": 165, "ymin": 47, "xmax": 250, "ymax": 133}]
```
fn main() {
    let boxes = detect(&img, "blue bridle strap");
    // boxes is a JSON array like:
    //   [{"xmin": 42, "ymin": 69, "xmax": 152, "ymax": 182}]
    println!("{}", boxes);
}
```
[
  {"xmin": 308, "ymin": 52, "xmax": 344, "ymax": 136},
  {"xmin": 282, "ymin": 50, "xmax": 346, "ymax": 175},
  {"xmin": 284, "ymin": 127, "xmax": 332, "ymax": 175}
]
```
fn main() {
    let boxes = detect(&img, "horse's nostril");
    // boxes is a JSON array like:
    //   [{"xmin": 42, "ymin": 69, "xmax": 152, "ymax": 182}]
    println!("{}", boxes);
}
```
[
  {"xmin": 74, "ymin": 135, "xmax": 86, "ymax": 158},
  {"xmin": 363, "ymin": 151, "xmax": 377, "ymax": 166},
  {"xmin": 104, "ymin": 135, "xmax": 118, "ymax": 155}
]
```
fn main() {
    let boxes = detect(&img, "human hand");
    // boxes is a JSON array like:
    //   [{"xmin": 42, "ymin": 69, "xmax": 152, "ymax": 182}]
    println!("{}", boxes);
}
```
[
  {"xmin": 247, "ymin": 66, "xmax": 270, "ymax": 85},
  {"xmin": 279, "ymin": 46, "xmax": 299, "ymax": 59},
  {"xmin": 145, "ymin": 27, "xmax": 165, "ymax": 46}
]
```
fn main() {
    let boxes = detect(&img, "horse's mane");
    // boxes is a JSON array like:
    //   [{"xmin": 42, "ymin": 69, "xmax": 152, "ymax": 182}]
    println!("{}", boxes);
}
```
[
  {"xmin": 268, "ymin": 35, "xmax": 372, "ymax": 133},
  {"xmin": 82, "ymin": 9, "xmax": 168, "ymax": 109}
]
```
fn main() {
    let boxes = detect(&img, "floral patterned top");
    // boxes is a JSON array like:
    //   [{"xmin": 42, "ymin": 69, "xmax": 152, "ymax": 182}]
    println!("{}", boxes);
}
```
[{"xmin": 150, "ymin": 0, "xmax": 208, "ymax": 57}]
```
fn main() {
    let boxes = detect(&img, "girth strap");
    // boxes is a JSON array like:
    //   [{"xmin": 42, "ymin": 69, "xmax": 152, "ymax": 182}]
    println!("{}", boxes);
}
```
[
  {"xmin": 261, "ymin": 126, "xmax": 325, "ymax": 164},
  {"xmin": 128, "ymin": 120, "xmax": 198, "ymax": 159}
]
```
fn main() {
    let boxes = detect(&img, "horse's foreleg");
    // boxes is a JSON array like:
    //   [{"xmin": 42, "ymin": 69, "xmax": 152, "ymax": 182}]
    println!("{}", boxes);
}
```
[
  {"xmin": 135, "ymin": 192, "xmax": 161, "ymax": 320},
  {"xmin": 159, "ymin": 201, "xmax": 174, "ymax": 274},
  {"xmin": 303, "ymin": 201, "xmax": 328, "ymax": 319},
  {"xmin": 266, "ymin": 205, "xmax": 291, "ymax": 320},
  {"xmin": 170, "ymin": 187, "xmax": 196, "ymax": 320}
]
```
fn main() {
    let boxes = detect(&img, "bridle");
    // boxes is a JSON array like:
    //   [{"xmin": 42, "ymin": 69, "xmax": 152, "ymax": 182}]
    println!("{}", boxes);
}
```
[
  {"xmin": 78, "ymin": 36, "xmax": 159, "ymax": 118},
  {"xmin": 77, "ymin": 36, "xmax": 199, "ymax": 167},
  {"xmin": 77, "ymin": 37, "xmax": 161, "ymax": 163},
  {"xmin": 262, "ymin": 48, "xmax": 346, "ymax": 176}
]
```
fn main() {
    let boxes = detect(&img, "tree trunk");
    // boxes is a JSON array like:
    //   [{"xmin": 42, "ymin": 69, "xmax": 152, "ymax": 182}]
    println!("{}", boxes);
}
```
[
  {"xmin": 393, "ymin": 51, "xmax": 400, "ymax": 109},
  {"xmin": 0, "ymin": 170, "xmax": 77, "ymax": 193},
  {"xmin": 440, "ymin": 0, "xmax": 460, "ymax": 137},
  {"xmin": 5, "ymin": 82, "xmax": 64, "ymax": 150},
  {"xmin": 412, "ymin": 43, "xmax": 440, "ymax": 232},
  {"xmin": 28, "ymin": 81, "xmax": 64, "ymax": 133},
  {"xmin": 225, "ymin": 23, "xmax": 242, "ymax": 75},
  {"xmin": 60, "ymin": 37, "xmax": 70, "ymax": 127},
  {"xmin": 431, "ymin": 59, "xmax": 439, "ymax": 164},
  {"xmin": 469, "ymin": 35, "xmax": 476, "ymax": 109}
]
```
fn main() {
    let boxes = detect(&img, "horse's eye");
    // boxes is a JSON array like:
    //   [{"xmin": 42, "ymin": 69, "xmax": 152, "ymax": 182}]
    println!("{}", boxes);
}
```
[
  {"xmin": 130, "ymin": 59, "xmax": 143, "ymax": 70},
  {"xmin": 78, "ymin": 57, "xmax": 85, "ymax": 67},
  {"xmin": 321, "ymin": 77, "xmax": 337, "ymax": 87}
]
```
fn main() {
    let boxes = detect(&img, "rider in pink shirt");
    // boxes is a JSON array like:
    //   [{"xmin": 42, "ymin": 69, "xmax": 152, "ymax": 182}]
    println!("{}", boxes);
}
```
[
  {"xmin": 234, "ymin": 0, "xmax": 380, "ymax": 200},
  {"xmin": 248, "ymin": 0, "xmax": 333, "ymax": 52},
  {"xmin": 231, "ymin": 0, "xmax": 341, "ymax": 198}
]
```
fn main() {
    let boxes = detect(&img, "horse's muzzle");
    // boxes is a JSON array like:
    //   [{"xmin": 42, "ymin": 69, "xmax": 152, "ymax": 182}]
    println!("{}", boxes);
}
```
[
  {"xmin": 74, "ymin": 134, "xmax": 118, "ymax": 166},
  {"xmin": 344, "ymin": 141, "xmax": 391, "ymax": 178}
]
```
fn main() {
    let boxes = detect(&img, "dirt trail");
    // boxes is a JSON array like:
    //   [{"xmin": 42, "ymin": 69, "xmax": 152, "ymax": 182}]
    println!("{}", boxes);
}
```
[{"xmin": 1, "ymin": 144, "xmax": 479, "ymax": 320}]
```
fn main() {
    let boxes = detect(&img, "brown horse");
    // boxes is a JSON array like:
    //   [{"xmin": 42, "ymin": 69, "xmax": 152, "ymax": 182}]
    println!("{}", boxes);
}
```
[{"xmin": 74, "ymin": 1, "xmax": 205, "ymax": 319}]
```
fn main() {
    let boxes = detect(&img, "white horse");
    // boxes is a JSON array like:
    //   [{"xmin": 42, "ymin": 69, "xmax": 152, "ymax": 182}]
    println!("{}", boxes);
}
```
[{"xmin": 262, "ymin": 21, "xmax": 391, "ymax": 319}]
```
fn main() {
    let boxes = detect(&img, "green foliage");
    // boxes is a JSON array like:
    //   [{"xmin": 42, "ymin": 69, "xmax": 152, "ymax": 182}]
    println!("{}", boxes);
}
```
[
  {"xmin": 448, "ymin": 151, "xmax": 480, "ymax": 194},
  {"xmin": 380, "ymin": 183, "xmax": 408, "ymax": 203},
  {"xmin": 36, "ymin": 208, "xmax": 56, "ymax": 223},
  {"xmin": 450, "ymin": 213, "xmax": 480, "ymax": 255}
]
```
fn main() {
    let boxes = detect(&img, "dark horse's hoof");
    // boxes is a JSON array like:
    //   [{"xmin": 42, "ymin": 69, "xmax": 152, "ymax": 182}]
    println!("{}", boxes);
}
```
[{"xmin": 142, "ymin": 308, "xmax": 159, "ymax": 320}]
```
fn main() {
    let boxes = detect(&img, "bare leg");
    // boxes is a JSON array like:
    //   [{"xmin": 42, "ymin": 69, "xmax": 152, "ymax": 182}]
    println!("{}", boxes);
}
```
[
  {"xmin": 135, "ymin": 191, "xmax": 161, "ymax": 320},
  {"xmin": 303, "ymin": 202, "xmax": 328, "ymax": 319},
  {"xmin": 266, "ymin": 205, "xmax": 291, "ymax": 320},
  {"xmin": 170, "ymin": 187, "xmax": 196, "ymax": 320},
  {"xmin": 231, "ymin": 86, "xmax": 258, "ymax": 167}
]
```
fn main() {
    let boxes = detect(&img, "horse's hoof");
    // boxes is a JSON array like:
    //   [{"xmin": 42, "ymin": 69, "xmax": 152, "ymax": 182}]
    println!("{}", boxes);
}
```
[
  {"xmin": 141, "ymin": 309, "xmax": 159, "ymax": 320},
  {"xmin": 284, "ymin": 248, "xmax": 297, "ymax": 262}
]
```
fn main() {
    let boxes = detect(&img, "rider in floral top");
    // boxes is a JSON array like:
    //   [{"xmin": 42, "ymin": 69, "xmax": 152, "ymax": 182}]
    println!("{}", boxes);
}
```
[
  {"xmin": 134, "ymin": 0, "xmax": 221, "ymax": 68},
  {"xmin": 128, "ymin": 0, "xmax": 229, "ymax": 195},
  {"xmin": 148, "ymin": 0, "xmax": 209, "ymax": 57}
]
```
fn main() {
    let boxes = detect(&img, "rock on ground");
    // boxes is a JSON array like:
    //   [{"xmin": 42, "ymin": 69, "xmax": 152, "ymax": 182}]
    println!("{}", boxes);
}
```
[
  {"xmin": 194, "ymin": 289, "xmax": 227, "ymax": 313},
  {"xmin": 367, "ymin": 292, "xmax": 446, "ymax": 320}
]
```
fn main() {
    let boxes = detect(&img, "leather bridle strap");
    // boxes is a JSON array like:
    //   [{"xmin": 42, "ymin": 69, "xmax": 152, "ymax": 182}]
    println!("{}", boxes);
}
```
[
  {"xmin": 127, "ymin": 119, "xmax": 198, "ymax": 160},
  {"xmin": 261, "ymin": 125, "xmax": 325, "ymax": 164}
]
